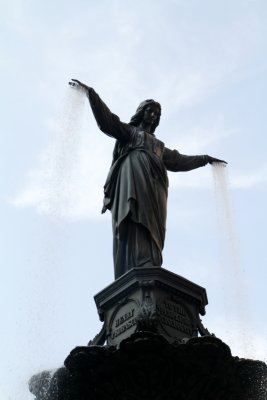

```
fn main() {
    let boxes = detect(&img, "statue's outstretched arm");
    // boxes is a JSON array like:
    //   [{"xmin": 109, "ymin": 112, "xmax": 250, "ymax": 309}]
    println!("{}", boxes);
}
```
[
  {"xmin": 69, "ymin": 79, "xmax": 131, "ymax": 142},
  {"xmin": 163, "ymin": 148, "xmax": 227, "ymax": 172}
]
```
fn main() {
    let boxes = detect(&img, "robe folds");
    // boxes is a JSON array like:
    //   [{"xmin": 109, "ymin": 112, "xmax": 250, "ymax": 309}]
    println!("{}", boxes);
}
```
[{"xmin": 87, "ymin": 88, "xmax": 208, "ymax": 279}]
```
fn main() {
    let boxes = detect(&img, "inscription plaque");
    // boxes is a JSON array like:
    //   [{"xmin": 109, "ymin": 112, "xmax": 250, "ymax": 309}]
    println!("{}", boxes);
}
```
[
  {"xmin": 157, "ymin": 297, "xmax": 194, "ymax": 337},
  {"xmin": 109, "ymin": 300, "xmax": 138, "ymax": 343}
]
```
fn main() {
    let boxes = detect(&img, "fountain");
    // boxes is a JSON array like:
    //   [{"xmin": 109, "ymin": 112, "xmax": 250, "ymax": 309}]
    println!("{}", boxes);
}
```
[{"xmin": 29, "ymin": 81, "xmax": 267, "ymax": 400}]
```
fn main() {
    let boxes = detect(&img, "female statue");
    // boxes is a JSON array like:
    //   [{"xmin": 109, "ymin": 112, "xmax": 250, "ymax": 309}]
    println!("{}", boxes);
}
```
[{"xmin": 69, "ymin": 79, "xmax": 226, "ymax": 279}]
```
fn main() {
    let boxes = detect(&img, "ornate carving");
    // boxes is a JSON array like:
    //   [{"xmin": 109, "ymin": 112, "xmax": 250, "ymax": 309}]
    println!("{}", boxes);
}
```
[
  {"xmin": 197, "ymin": 316, "xmax": 214, "ymax": 337},
  {"xmin": 136, "ymin": 296, "xmax": 158, "ymax": 331},
  {"xmin": 94, "ymin": 268, "xmax": 209, "ymax": 346},
  {"xmin": 138, "ymin": 280, "xmax": 156, "ymax": 288}
]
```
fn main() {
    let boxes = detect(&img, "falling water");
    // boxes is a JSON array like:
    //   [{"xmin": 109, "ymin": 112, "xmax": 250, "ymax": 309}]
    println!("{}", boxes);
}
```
[
  {"xmin": 23, "ymin": 86, "xmax": 88, "ymax": 400},
  {"xmin": 42, "ymin": 85, "xmax": 87, "ymax": 219},
  {"xmin": 212, "ymin": 163, "xmax": 240, "ymax": 275},
  {"xmin": 33, "ymin": 85, "xmax": 88, "ymax": 354},
  {"xmin": 212, "ymin": 163, "xmax": 253, "ymax": 357}
]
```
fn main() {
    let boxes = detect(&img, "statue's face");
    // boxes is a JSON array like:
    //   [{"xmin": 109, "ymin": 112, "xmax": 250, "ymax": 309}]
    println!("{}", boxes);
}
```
[{"xmin": 143, "ymin": 104, "xmax": 160, "ymax": 125}]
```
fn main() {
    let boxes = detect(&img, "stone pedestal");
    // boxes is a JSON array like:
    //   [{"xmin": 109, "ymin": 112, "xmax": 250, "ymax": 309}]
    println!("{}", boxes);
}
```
[
  {"xmin": 28, "ymin": 268, "xmax": 267, "ymax": 400},
  {"xmin": 94, "ymin": 267, "xmax": 209, "ymax": 347}
]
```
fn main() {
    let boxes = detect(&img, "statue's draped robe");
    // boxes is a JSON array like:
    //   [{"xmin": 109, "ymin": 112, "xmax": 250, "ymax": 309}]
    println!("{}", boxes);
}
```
[{"xmin": 88, "ymin": 89, "xmax": 208, "ymax": 279}]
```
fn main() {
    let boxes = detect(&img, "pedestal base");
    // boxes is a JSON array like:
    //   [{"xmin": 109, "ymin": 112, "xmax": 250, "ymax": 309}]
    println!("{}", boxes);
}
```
[
  {"xmin": 28, "ymin": 268, "xmax": 267, "ymax": 400},
  {"xmin": 93, "ymin": 267, "xmax": 209, "ymax": 347}
]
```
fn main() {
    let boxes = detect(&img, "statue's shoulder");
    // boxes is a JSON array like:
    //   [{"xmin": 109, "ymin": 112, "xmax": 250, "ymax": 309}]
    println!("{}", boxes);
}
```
[{"xmin": 145, "ymin": 131, "xmax": 165, "ymax": 149}]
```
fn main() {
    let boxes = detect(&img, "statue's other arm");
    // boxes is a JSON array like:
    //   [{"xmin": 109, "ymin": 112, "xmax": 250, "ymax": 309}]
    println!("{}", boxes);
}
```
[
  {"xmin": 69, "ymin": 80, "xmax": 131, "ymax": 142},
  {"xmin": 163, "ymin": 148, "xmax": 226, "ymax": 172}
]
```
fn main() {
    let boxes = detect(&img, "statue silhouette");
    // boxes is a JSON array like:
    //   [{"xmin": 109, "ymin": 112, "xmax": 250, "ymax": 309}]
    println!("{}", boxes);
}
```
[{"xmin": 69, "ymin": 79, "xmax": 226, "ymax": 279}]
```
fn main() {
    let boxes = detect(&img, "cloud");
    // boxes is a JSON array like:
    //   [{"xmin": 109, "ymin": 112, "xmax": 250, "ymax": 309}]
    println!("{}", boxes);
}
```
[
  {"xmin": 11, "ymin": 83, "xmax": 267, "ymax": 221},
  {"xmin": 11, "ymin": 143, "xmax": 109, "ymax": 220},
  {"xmin": 11, "ymin": 95, "xmax": 230, "ymax": 220},
  {"xmin": 11, "ymin": 88, "xmax": 112, "ymax": 220},
  {"xmin": 13, "ymin": 148, "xmax": 267, "ymax": 221},
  {"xmin": 231, "ymin": 166, "xmax": 267, "ymax": 189},
  {"xmin": 9, "ymin": 1, "xmax": 267, "ymax": 220},
  {"xmin": 1, "ymin": 0, "xmax": 28, "ymax": 34}
]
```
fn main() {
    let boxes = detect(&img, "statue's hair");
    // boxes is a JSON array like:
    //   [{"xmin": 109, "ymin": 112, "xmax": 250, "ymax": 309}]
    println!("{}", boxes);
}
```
[{"xmin": 129, "ymin": 99, "xmax": 161, "ymax": 133}]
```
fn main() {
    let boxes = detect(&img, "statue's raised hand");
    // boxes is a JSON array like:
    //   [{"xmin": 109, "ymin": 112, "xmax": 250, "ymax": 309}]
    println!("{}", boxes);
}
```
[
  {"xmin": 206, "ymin": 155, "xmax": 227, "ymax": 165},
  {"xmin": 68, "ymin": 79, "xmax": 92, "ymax": 93}
]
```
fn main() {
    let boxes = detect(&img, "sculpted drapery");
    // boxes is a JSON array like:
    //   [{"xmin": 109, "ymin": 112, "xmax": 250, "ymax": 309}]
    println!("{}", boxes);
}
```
[{"xmin": 86, "ymin": 88, "xmax": 209, "ymax": 279}]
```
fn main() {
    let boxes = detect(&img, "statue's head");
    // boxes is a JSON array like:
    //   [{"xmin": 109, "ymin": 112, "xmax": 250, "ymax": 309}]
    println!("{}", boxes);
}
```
[{"xmin": 129, "ymin": 100, "xmax": 161, "ymax": 133}]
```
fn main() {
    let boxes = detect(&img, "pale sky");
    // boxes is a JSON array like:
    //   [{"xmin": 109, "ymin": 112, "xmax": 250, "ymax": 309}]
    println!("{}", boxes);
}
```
[{"xmin": 1, "ymin": 1, "xmax": 267, "ymax": 398}]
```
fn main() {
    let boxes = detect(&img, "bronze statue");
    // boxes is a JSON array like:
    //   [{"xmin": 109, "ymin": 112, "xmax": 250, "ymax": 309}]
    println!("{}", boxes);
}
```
[{"xmin": 69, "ymin": 79, "xmax": 226, "ymax": 279}]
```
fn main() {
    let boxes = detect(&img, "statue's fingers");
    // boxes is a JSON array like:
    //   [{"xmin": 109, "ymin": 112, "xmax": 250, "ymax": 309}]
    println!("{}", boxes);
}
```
[
  {"xmin": 217, "ymin": 158, "xmax": 227, "ymax": 164},
  {"xmin": 214, "ymin": 159, "xmax": 227, "ymax": 165},
  {"xmin": 71, "ymin": 79, "xmax": 81, "ymax": 84}
]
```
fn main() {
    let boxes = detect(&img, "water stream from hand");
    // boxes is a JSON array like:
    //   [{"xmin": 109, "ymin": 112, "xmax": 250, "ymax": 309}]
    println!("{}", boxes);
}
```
[
  {"xmin": 43, "ymin": 86, "xmax": 86, "ymax": 218},
  {"xmin": 23, "ymin": 87, "xmax": 87, "ymax": 400},
  {"xmin": 212, "ymin": 163, "xmax": 253, "ymax": 357}
]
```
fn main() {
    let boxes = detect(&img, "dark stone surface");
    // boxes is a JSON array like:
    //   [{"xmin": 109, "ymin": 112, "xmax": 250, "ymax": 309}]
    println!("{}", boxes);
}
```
[
  {"xmin": 29, "ymin": 269, "xmax": 267, "ymax": 399},
  {"xmin": 69, "ymin": 79, "xmax": 226, "ymax": 279},
  {"xmin": 93, "ymin": 267, "xmax": 209, "ymax": 347},
  {"xmin": 29, "ymin": 332, "xmax": 267, "ymax": 400}
]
